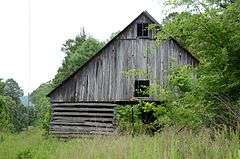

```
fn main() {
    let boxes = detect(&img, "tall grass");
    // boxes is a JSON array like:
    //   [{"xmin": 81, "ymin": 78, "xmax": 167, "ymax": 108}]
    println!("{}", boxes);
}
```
[{"xmin": 0, "ymin": 127, "xmax": 240, "ymax": 159}]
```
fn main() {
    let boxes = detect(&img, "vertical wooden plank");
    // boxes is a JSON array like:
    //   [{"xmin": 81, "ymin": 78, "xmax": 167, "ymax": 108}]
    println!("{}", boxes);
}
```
[{"xmin": 50, "ymin": 13, "xmax": 198, "ymax": 103}]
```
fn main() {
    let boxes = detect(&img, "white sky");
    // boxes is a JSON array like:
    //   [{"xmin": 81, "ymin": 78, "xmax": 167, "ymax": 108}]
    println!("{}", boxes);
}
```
[{"xmin": 0, "ymin": 0, "xmax": 169, "ymax": 95}]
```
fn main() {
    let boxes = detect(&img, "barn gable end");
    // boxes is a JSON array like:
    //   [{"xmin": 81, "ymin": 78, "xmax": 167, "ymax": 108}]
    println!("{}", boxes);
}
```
[{"xmin": 48, "ymin": 11, "xmax": 198, "ymax": 103}]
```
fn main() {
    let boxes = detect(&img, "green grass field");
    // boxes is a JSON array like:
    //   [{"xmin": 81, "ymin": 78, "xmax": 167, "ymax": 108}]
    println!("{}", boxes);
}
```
[{"xmin": 0, "ymin": 128, "xmax": 240, "ymax": 159}]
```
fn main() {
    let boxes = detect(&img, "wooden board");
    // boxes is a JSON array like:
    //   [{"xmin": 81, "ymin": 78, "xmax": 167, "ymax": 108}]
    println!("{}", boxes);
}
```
[
  {"xmin": 49, "ymin": 13, "xmax": 198, "ymax": 103},
  {"xmin": 50, "ymin": 102, "xmax": 116, "ymax": 137},
  {"xmin": 50, "ymin": 38, "xmax": 198, "ymax": 103}
]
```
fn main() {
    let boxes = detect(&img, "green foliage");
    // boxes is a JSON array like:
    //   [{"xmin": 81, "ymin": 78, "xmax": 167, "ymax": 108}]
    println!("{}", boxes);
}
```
[
  {"xmin": 157, "ymin": 2, "xmax": 240, "ymax": 94},
  {"xmin": 0, "ymin": 96, "xmax": 28, "ymax": 133},
  {"xmin": 17, "ymin": 148, "xmax": 33, "ymax": 159},
  {"xmin": 0, "ymin": 96, "xmax": 14, "ymax": 132},
  {"xmin": 149, "ymin": 1, "xmax": 240, "ymax": 129},
  {"xmin": 4, "ymin": 78, "xmax": 23, "ymax": 102},
  {"xmin": 166, "ymin": 0, "xmax": 236, "ymax": 10},
  {"xmin": 11, "ymin": 104, "xmax": 34, "ymax": 132},
  {"xmin": 30, "ymin": 82, "xmax": 52, "ymax": 131},
  {"xmin": 0, "ymin": 78, "xmax": 34, "ymax": 133},
  {"xmin": 150, "ymin": 65, "xmax": 213, "ymax": 128},
  {"xmin": 120, "ymin": 65, "xmax": 207, "ymax": 130},
  {"xmin": 1, "ymin": 128, "xmax": 240, "ymax": 159},
  {"xmin": 117, "ymin": 102, "xmax": 170, "ymax": 134},
  {"xmin": 117, "ymin": 105, "xmax": 145, "ymax": 134},
  {"xmin": 162, "ymin": 12, "xmax": 179, "ymax": 24},
  {"xmin": 0, "ymin": 79, "xmax": 5, "ymax": 96}
]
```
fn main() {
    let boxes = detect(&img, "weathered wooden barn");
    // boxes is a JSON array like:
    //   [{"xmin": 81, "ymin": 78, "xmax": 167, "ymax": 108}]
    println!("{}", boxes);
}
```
[{"xmin": 47, "ymin": 11, "xmax": 199, "ymax": 137}]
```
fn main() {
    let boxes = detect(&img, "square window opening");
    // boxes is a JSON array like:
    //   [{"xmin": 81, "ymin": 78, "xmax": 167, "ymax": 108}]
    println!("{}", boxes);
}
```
[
  {"xmin": 137, "ymin": 23, "xmax": 149, "ymax": 37},
  {"xmin": 143, "ymin": 23, "xmax": 149, "ymax": 36},
  {"xmin": 137, "ymin": 23, "xmax": 143, "ymax": 37},
  {"xmin": 134, "ymin": 80, "xmax": 150, "ymax": 97}
]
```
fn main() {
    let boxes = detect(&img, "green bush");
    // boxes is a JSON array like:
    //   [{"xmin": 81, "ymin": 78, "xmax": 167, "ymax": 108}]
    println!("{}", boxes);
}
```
[
  {"xmin": 116, "ymin": 104, "xmax": 144, "ymax": 134},
  {"xmin": 0, "ymin": 96, "xmax": 14, "ymax": 132},
  {"xmin": 152, "ymin": 1, "xmax": 240, "ymax": 129},
  {"xmin": 117, "ymin": 66, "xmax": 209, "ymax": 134}
]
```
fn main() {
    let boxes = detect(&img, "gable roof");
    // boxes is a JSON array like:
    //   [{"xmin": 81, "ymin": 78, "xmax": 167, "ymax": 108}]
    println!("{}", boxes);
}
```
[{"xmin": 47, "ymin": 11, "xmax": 199, "ymax": 97}]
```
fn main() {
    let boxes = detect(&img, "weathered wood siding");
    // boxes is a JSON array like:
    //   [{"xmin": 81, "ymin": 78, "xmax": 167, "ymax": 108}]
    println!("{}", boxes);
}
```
[
  {"xmin": 49, "ymin": 13, "xmax": 198, "ymax": 103},
  {"xmin": 50, "ymin": 103, "xmax": 116, "ymax": 137}
]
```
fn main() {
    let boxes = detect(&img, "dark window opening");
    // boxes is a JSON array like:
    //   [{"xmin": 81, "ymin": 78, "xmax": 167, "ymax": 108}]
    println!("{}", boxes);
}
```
[
  {"xmin": 137, "ymin": 23, "xmax": 143, "ymax": 37},
  {"xmin": 141, "ymin": 111, "xmax": 156, "ymax": 124},
  {"xmin": 134, "ymin": 80, "xmax": 150, "ymax": 97},
  {"xmin": 143, "ymin": 23, "xmax": 148, "ymax": 36},
  {"xmin": 137, "ymin": 23, "xmax": 149, "ymax": 37}
]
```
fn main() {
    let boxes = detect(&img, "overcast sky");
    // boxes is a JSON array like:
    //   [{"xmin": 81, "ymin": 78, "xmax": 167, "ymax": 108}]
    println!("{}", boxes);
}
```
[{"xmin": 0, "ymin": 0, "xmax": 170, "ymax": 95}]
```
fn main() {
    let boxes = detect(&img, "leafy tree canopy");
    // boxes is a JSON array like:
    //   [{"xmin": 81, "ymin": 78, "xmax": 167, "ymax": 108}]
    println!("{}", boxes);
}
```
[
  {"xmin": 167, "ymin": 0, "xmax": 236, "ymax": 8},
  {"xmin": 0, "ymin": 78, "xmax": 33, "ymax": 132},
  {"xmin": 150, "ymin": 0, "xmax": 240, "ymax": 128},
  {"xmin": 4, "ymin": 78, "xmax": 23, "ymax": 102},
  {"xmin": 0, "ymin": 79, "xmax": 5, "ymax": 96}
]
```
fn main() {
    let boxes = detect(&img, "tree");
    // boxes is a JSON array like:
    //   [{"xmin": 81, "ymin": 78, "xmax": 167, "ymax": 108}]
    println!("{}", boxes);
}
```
[
  {"xmin": 0, "ymin": 79, "xmax": 5, "ymax": 96},
  {"xmin": 10, "ymin": 102, "xmax": 30, "ymax": 132},
  {"xmin": 0, "ymin": 95, "xmax": 14, "ymax": 132},
  {"xmin": 0, "ymin": 78, "xmax": 34, "ymax": 132},
  {"xmin": 162, "ymin": 12, "xmax": 179, "ymax": 24},
  {"xmin": 4, "ymin": 78, "xmax": 23, "ymax": 102},
  {"xmin": 30, "ymin": 82, "xmax": 52, "ymax": 131},
  {"xmin": 167, "ymin": 0, "xmax": 236, "ymax": 8},
  {"xmin": 152, "ymin": 1, "xmax": 240, "ymax": 128},
  {"xmin": 0, "ymin": 93, "xmax": 30, "ymax": 132}
]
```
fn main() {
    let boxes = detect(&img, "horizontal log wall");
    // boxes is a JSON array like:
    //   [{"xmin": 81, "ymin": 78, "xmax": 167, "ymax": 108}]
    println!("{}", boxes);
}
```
[{"xmin": 50, "ymin": 102, "xmax": 117, "ymax": 137}]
